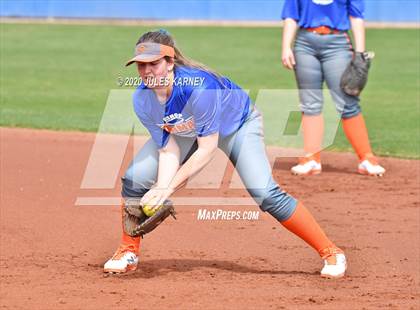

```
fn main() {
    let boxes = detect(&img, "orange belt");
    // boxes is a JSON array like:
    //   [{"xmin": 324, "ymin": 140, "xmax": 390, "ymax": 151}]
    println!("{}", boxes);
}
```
[{"xmin": 304, "ymin": 26, "xmax": 343, "ymax": 35}]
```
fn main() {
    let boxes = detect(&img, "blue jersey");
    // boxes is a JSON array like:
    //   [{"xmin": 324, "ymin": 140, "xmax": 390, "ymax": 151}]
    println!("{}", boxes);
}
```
[
  {"xmin": 133, "ymin": 66, "xmax": 251, "ymax": 148},
  {"xmin": 282, "ymin": 0, "xmax": 364, "ymax": 31}
]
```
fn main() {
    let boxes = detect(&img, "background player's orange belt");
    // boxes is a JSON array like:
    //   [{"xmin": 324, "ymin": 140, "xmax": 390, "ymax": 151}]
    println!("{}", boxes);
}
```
[{"xmin": 304, "ymin": 26, "xmax": 343, "ymax": 35}]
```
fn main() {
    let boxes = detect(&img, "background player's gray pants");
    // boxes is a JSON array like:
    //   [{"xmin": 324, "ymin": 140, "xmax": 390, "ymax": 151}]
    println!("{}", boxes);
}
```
[
  {"xmin": 122, "ymin": 107, "xmax": 297, "ymax": 222},
  {"xmin": 294, "ymin": 30, "xmax": 361, "ymax": 119}
]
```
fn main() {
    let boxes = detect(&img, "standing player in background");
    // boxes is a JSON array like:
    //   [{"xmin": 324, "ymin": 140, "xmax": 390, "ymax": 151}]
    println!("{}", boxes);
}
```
[
  {"xmin": 281, "ymin": 0, "xmax": 386, "ymax": 176},
  {"xmin": 103, "ymin": 29, "xmax": 347, "ymax": 278}
]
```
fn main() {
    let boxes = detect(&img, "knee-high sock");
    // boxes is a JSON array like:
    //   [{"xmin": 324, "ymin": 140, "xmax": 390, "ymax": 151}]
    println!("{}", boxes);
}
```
[
  {"xmin": 280, "ymin": 202, "xmax": 335, "ymax": 256},
  {"xmin": 302, "ymin": 114, "xmax": 324, "ymax": 162},
  {"xmin": 342, "ymin": 113, "xmax": 373, "ymax": 160},
  {"xmin": 120, "ymin": 204, "xmax": 141, "ymax": 254}
]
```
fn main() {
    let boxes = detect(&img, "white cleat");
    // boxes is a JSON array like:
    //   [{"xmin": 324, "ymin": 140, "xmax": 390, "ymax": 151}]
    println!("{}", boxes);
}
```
[
  {"xmin": 358, "ymin": 159, "xmax": 386, "ymax": 177},
  {"xmin": 104, "ymin": 249, "xmax": 138, "ymax": 274},
  {"xmin": 291, "ymin": 159, "xmax": 322, "ymax": 176},
  {"xmin": 321, "ymin": 253, "xmax": 347, "ymax": 279}
]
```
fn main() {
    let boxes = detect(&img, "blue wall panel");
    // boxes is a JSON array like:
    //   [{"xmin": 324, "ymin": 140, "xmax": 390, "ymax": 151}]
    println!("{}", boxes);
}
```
[{"xmin": 1, "ymin": 1, "xmax": 419, "ymax": 22}]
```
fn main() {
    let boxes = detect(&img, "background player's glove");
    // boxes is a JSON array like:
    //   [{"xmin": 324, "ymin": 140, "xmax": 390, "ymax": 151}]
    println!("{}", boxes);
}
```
[
  {"xmin": 340, "ymin": 51, "xmax": 374, "ymax": 97},
  {"xmin": 123, "ymin": 198, "xmax": 176, "ymax": 237}
]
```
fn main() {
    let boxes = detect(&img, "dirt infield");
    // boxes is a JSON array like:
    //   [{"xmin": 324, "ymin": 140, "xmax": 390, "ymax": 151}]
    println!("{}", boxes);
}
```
[{"xmin": 1, "ymin": 127, "xmax": 419, "ymax": 310}]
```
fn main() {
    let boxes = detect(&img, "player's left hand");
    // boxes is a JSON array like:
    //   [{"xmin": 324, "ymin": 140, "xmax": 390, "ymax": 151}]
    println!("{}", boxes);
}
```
[{"xmin": 140, "ymin": 187, "xmax": 174, "ymax": 210}]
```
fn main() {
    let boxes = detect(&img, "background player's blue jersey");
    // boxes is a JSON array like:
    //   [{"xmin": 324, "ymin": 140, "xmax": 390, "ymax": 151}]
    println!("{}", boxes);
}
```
[
  {"xmin": 282, "ymin": 0, "xmax": 365, "ymax": 31},
  {"xmin": 133, "ymin": 66, "xmax": 251, "ymax": 148}
]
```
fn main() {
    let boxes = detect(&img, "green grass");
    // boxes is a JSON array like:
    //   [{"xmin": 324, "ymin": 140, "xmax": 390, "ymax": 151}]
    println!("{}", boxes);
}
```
[{"xmin": 1, "ymin": 24, "xmax": 419, "ymax": 158}]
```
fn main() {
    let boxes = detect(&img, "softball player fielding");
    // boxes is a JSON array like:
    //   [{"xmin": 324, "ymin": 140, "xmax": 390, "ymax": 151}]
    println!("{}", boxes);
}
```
[{"xmin": 104, "ymin": 30, "xmax": 347, "ymax": 278}]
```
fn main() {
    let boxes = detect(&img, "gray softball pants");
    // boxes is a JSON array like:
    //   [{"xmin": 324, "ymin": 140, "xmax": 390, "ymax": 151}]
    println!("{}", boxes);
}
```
[{"xmin": 294, "ymin": 30, "xmax": 361, "ymax": 119}]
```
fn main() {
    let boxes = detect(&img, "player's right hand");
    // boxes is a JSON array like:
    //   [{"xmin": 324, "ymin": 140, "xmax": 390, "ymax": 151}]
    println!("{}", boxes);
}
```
[{"xmin": 282, "ymin": 47, "xmax": 296, "ymax": 70}]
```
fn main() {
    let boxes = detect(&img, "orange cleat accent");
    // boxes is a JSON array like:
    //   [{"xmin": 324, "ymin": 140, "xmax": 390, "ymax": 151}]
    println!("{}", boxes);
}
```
[
  {"xmin": 358, "ymin": 155, "xmax": 386, "ymax": 176},
  {"xmin": 104, "ymin": 244, "xmax": 139, "ymax": 274},
  {"xmin": 291, "ymin": 157, "xmax": 322, "ymax": 175},
  {"xmin": 319, "ymin": 246, "xmax": 347, "ymax": 278}
]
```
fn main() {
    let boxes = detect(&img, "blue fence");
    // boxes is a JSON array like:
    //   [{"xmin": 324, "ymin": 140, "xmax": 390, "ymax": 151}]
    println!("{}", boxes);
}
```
[{"xmin": 1, "ymin": 1, "xmax": 419, "ymax": 23}]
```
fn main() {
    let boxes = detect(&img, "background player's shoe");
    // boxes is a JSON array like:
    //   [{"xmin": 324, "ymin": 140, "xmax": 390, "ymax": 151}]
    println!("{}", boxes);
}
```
[
  {"xmin": 103, "ymin": 245, "xmax": 139, "ymax": 274},
  {"xmin": 358, "ymin": 157, "xmax": 385, "ymax": 176},
  {"xmin": 319, "ymin": 247, "xmax": 347, "ymax": 278},
  {"xmin": 291, "ymin": 158, "xmax": 322, "ymax": 176}
]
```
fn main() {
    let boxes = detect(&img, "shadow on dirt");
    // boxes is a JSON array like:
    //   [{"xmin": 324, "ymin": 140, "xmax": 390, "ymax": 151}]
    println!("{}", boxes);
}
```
[{"xmin": 101, "ymin": 258, "xmax": 318, "ymax": 279}]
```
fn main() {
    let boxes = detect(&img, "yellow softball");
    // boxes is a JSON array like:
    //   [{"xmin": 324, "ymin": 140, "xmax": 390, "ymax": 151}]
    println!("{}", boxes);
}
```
[{"xmin": 142, "ymin": 204, "xmax": 159, "ymax": 217}]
